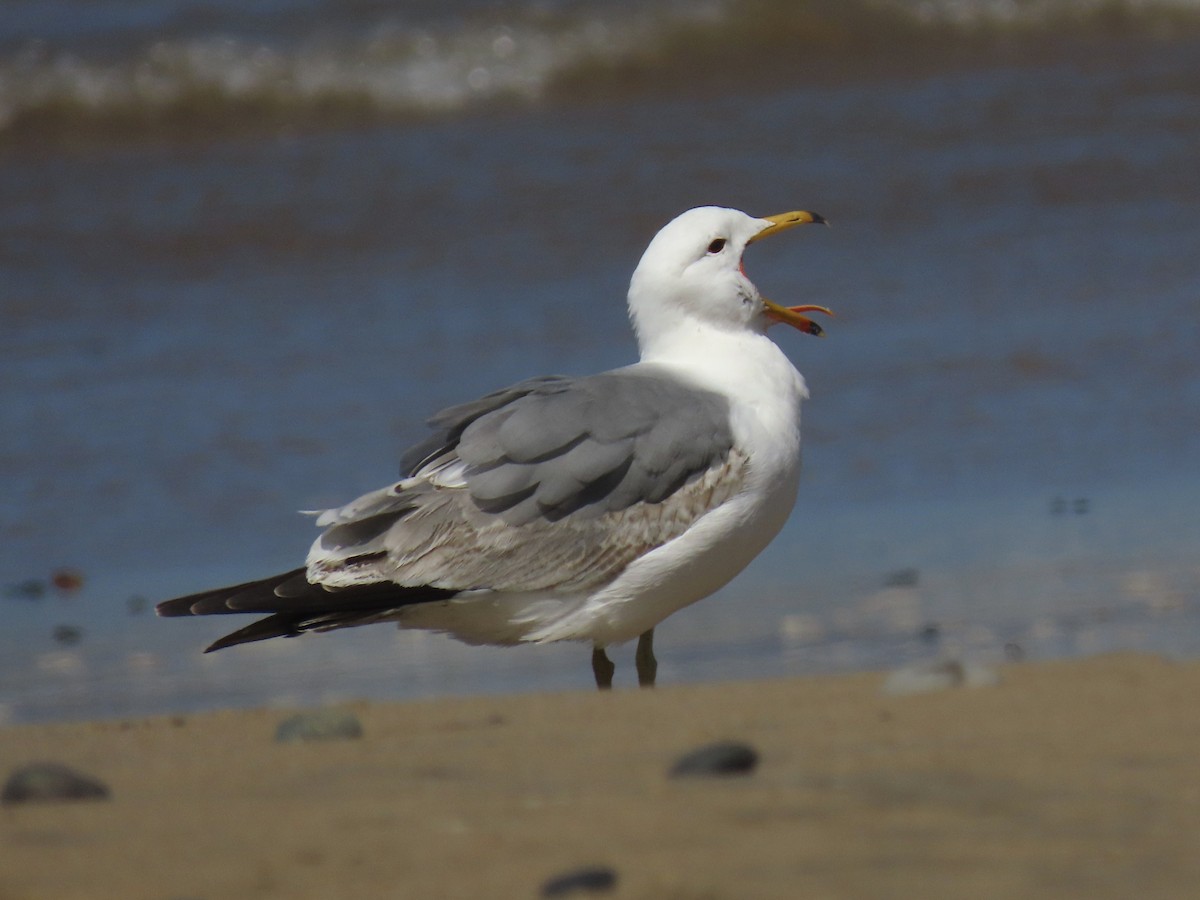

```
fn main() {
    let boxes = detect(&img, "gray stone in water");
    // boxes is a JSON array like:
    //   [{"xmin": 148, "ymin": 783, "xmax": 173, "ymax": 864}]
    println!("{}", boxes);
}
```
[
  {"xmin": 2, "ymin": 762, "xmax": 110, "ymax": 805},
  {"xmin": 882, "ymin": 659, "xmax": 1000, "ymax": 696},
  {"xmin": 540, "ymin": 865, "xmax": 617, "ymax": 896},
  {"xmin": 669, "ymin": 741, "xmax": 759, "ymax": 777},
  {"xmin": 4, "ymin": 579, "xmax": 46, "ymax": 600},
  {"xmin": 274, "ymin": 708, "xmax": 363, "ymax": 743},
  {"xmin": 884, "ymin": 567, "xmax": 920, "ymax": 588},
  {"xmin": 52, "ymin": 624, "xmax": 83, "ymax": 646}
]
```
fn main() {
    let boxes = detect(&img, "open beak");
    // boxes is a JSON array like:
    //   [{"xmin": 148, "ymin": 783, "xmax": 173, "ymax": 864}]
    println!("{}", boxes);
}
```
[
  {"xmin": 748, "ymin": 209, "xmax": 828, "ymax": 244},
  {"xmin": 748, "ymin": 209, "xmax": 834, "ymax": 337},
  {"xmin": 763, "ymin": 300, "xmax": 835, "ymax": 337}
]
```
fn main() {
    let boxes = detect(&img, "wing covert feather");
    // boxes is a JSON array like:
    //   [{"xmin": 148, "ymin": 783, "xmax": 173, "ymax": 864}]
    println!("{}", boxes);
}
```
[{"xmin": 309, "ymin": 366, "xmax": 743, "ymax": 595}]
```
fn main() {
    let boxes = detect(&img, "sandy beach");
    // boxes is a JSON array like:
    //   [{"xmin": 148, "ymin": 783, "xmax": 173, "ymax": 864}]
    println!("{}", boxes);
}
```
[{"xmin": 2, "ymin": 652, "xmax": 1197, "ymax": 898}]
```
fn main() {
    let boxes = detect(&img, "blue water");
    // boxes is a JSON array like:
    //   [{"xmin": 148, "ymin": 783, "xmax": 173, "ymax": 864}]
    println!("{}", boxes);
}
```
[{"xmin": 2, "ymin": 2, "xmax": 1199, "ymax": 723}]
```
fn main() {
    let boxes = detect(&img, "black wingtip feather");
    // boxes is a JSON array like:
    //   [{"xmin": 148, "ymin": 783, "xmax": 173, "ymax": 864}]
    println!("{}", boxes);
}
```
[
  {"xmin": 160, "ymin": 568, "xmax": 459, "ymax": 651},
  {"xmin": 156, "ymin": 568, "xmax": 310, "ymax": 617},
  {"xmin": 203, "ymin": 613, "xmax": 307, "ymax": 652}
]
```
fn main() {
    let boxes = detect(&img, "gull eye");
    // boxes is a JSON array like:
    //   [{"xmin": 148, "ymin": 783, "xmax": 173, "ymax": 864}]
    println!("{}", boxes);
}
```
[{"xmin": 706, "ymin": 238, "xmax": 727, "ymax": 254}]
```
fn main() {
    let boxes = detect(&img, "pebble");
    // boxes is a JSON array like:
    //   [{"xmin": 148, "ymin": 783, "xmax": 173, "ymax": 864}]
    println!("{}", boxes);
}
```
[
  {"xmin": 3, "ymin": 579, "xmax": 46, "ymax": 600},
  {"xmin": 51, "ymin": 568, "xmax": 85, "ymax": 592},
  {"xmin": 669, "ymin": 741, "xmax": 759, "ymax": 777},
  {"xmin": 2, "ymin": 762, "xmax": 110, "ymax": 805},
  {"xmin": 540, "ymin": 865, "xmax": 617, "ymax": 896},
  {"xmin": 52, "ymin": 624, "xmax": 84, "ymax": 646},
  {"xmin": 881, "ymin": 659, "xmax": 1000, "ymax": 696},
  {"xmin": 274, "ymin": 708, "xmax": 363, "ymax": 743},
  {"xmin": 884, "ymin": 567, "xmax": 920, "ymax": 588}
]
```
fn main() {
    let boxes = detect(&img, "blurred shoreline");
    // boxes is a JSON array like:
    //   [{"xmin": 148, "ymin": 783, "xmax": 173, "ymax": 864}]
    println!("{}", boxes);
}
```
[{"xmin": 3, "ymin": 0, "xmax": 1200, "ymax": 144}]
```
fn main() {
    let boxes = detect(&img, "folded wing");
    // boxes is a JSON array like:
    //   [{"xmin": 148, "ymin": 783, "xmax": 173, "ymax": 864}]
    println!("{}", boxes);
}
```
[{"xmin": 309, "ymin": 366, "xmax": 743, "ymax": 595}]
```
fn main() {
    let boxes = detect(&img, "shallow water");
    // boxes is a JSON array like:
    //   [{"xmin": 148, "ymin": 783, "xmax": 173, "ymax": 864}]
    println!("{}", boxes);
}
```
[{"xmin": 2, "ymin": 0, "xmax": 1199, "ymax": 723}]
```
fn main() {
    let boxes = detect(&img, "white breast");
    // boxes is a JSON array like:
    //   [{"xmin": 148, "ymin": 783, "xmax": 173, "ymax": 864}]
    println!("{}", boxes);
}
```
[{"xmin": 526, "ymin": 328, "xmax": 808, "ymax": 645}]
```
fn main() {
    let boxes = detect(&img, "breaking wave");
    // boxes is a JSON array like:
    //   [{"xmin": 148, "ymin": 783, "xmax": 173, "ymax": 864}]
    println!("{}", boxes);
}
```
[{"xmin": 2, "ymin": 0, "xmax": 1198, "ymax": 138}]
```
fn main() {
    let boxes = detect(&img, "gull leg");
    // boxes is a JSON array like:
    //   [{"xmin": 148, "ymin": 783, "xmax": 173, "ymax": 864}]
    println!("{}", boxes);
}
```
[
  {"xmin": 635, "ymin": 628, "xmax": 657, "ymax": 688},
  {"xmin": 592, "ymin": 646, "xmax": 615, "ymax": 691}
]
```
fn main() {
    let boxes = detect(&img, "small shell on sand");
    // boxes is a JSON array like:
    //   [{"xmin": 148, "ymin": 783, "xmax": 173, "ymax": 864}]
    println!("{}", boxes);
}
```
[
  {"xmin": 882, "ymin": 659, "xmax": 1000, "ymax": 696},
  {"xmin": 274, "ymin": 708, "xmax": 364, "ymax": 743}
]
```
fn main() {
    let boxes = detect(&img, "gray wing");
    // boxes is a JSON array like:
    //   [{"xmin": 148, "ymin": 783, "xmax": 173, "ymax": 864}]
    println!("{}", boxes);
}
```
[
  {"xmin": 398, "ymin": 375, "xmax": 573, "ymax": 477},
  {"xmin": 308, "ymin": 366, "xmax": 744, "ymax": 594}
]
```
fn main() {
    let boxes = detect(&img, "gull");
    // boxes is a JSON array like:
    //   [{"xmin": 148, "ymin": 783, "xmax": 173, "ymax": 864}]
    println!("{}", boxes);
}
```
[{"xmin": 157, "ymin": 206, "xmax": 832, "ymax": 689}]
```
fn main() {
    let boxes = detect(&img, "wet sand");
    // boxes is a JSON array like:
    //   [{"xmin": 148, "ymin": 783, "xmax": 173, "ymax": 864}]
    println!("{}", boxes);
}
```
[{"xmin": 2, "ymin": 653, "xmax": 1197, "ymax": 899}]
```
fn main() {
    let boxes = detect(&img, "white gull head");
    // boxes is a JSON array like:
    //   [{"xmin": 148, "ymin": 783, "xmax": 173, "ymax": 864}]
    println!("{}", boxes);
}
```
[{"xmin": 627, "ymin": 205, "xmax": 829, "ymax": 357}]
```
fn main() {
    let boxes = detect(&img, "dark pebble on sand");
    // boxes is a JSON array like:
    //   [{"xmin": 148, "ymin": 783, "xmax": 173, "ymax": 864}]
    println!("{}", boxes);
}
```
[
  {"xmin": 274, "ymin": 708, "xmax": 363, "ymax": 743},
  {"xmin": 540, "ymin": 865, "xmax": 617, "ymax": 896},
  {"xmin": 2, "ymin": 762, "xmax": 110, "ymax": 805},
  {"xmin": 669, "ymin": 741, "xmax": 759, "ymax": 777}
]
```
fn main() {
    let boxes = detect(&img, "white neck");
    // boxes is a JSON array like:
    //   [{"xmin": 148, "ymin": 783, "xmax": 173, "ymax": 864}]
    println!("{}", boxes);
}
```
[{"xmin": 636, "ymin": 318, "xmax": 809, "ymax": 430}]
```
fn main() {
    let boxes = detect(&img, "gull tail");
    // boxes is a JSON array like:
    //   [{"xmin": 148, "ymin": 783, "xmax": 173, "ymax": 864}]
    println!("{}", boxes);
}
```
[{"xmin": 156, "ymin": 568, "xmax": 456, "ymax": 652}]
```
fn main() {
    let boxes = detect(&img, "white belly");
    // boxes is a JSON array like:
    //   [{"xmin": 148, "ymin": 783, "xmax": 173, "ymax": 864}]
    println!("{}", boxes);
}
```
[{"xmin": 551, "ymin": 460, "xmax": 801, "ymax": 645}]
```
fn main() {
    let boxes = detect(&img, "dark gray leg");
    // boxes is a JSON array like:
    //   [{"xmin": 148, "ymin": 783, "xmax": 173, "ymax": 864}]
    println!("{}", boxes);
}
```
[
  {"xmin": 635, "ymin": 628, "xmax": 657, "ymax": 688},
  {"xmin": 592, "ymin": 646, "xmax": 615, "ymax": 690}
]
